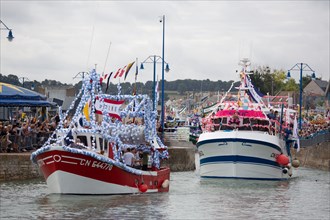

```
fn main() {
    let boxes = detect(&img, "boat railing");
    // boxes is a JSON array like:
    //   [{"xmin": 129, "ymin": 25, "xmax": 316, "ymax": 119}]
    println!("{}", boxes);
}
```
[{"xmin": 203, "ymin": 116, "xmax": 275, "ymax": 133}]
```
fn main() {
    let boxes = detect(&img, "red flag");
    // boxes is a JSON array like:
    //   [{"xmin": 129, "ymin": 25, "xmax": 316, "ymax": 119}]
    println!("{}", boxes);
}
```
[
  {"xmin": 114, "ymin": 68, "xmax": 121, "ymax": 78},
  {"xmin": 119, "ymin": 66, "xmax": 127, "ymax": 77}
]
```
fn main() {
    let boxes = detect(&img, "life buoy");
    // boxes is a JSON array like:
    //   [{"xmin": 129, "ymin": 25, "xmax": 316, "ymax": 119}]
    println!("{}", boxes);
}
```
[{"xmin": 139, "ymin": 183, "xmax": 148, "ymax": 193}]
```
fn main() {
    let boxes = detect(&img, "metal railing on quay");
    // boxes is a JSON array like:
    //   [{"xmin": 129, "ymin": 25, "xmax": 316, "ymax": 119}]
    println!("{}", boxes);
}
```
[{"xmin": 0, "ymin": 132, "xmax": 52, "ymax": 153}]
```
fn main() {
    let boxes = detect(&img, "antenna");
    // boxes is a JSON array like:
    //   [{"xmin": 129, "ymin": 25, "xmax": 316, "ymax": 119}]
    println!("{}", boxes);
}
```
[{"xmin": 102, "ymin": 41, "xmax": 112, "ymax": 74}]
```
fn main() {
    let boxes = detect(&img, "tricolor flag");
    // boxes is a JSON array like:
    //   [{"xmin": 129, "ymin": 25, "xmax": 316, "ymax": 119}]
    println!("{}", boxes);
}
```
[{"xmin": 292, "ymin": 115, "xmax": 300, "ymax": 152}]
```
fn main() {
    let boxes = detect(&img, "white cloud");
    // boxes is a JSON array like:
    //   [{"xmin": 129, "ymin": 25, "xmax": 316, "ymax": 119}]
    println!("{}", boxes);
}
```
[{"xmin": 1, "ymin": 1, "xmax": 329, "ymax": 86}]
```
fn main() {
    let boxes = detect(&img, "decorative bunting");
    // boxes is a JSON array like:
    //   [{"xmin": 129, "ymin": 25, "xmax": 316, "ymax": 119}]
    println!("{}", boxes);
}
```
[
  {"xmin": 124, "ymin": 62, "xmax": 135, "ymax": 80},
  {"xmin": 105, "ymin": 72, "xmax": 113, "ymax": 93}
]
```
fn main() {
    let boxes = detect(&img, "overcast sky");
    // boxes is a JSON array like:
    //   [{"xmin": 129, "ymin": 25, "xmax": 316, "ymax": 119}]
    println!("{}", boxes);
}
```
[{"xmin": 1, "ymin": 1, "xmax": 329, "ymax": 86}]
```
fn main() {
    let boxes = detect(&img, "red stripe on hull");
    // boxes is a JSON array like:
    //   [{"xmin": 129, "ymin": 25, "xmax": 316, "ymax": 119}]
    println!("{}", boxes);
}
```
[{"xmin": 36, "ymin": 150, "xmax": 170, "ymax": 192}]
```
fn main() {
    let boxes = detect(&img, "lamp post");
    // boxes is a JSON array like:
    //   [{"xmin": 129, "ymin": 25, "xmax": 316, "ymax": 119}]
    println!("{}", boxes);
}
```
[
  {"xmin": 0, "ymin": 20, "xmax": 14, "ymax": 42},
  {"xmin": 19, "ymin": 77, "xmax": 30, "ymax": 88},
  {"xmin": 160, "ymin": 15, "xmax": 167, "ymax": 139},
  {"xmin": 287, "ymin": 63, "xmax": 316, "ymax": 130},
  {"xmin": 140, "ymin": 55, "xmax": 170, "ymax": 111}
]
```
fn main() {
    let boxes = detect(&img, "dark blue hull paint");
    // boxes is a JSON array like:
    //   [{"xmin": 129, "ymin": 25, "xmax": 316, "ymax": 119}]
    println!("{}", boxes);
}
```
[
  {"xmin": 197, "ymin": 137, "xmax": 282, "ymax": 152},
  {"xmin": 200, "ymin": 176, "xmax": 287, "ymax": 181},
  {"xmin": 200, "ymin": 155, "xmax": 280, "ymax": 168}
]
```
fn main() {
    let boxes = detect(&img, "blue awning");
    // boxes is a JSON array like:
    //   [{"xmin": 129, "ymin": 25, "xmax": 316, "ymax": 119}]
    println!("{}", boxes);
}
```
[{"xmin": 0, "ymin": 82, "xmax": 56, "ymax": 107}]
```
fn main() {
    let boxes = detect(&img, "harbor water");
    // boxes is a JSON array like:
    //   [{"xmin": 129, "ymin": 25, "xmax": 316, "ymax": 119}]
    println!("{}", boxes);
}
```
[{"xmin": 1, "ymin": 166, "xmax": 329, "ymax": 220}]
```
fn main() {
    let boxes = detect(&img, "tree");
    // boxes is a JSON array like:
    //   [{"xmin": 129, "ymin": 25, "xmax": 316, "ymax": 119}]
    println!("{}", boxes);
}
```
[{"xmin": 284, "ymin": 78, "xmax": 299, "ymax": 91}]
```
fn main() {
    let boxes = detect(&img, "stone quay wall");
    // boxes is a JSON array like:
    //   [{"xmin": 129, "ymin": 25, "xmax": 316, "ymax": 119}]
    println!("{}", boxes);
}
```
[
  {"xmin": 0, "ymin": 141, "xmax": 328, "ymax": 182},
  {"xmin": 293, "ymin": 141, "xmax": 330, "ymax": 172},
  {"xmin": 0, "ymin": 153, "xmax": 42, "ymax": 182},
  {"xmin": 0, "ymin": 146, "xmax": 196, "ymax": 182}
]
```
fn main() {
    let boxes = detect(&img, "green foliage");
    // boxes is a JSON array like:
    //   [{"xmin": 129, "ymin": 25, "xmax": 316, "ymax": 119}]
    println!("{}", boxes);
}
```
[
  {"xmin": 284, "ymin": 78, "xmax": 299, "ymax": 91},
  {"xmin": 1, "ymin": 68, "xmax": 305, "ymax": 100}
]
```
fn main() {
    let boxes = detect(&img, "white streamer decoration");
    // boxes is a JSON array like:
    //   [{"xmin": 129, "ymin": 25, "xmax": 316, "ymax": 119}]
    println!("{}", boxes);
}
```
[{"xmin": 31, "ymin": 69, "xmax": 168, "ymax": 174}]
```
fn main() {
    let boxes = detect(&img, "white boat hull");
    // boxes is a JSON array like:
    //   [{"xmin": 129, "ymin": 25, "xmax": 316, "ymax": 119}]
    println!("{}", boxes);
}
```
[
  {"xmin": 33, "ymin": 146, "xmax": 170, "ymax": 195},
  {"xmin": 197, "ymin": 130, "xmax": 291, "ymax": 180},
  {"xmin": 46, "ymin": 171, "xmax": 158, "ymax": 194}
]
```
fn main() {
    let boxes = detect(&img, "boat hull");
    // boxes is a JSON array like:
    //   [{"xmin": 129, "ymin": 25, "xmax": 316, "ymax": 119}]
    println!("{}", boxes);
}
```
[
  {"xmin": 197, "ymin": 130, "xmax": 290, "ymax": 180},
  {"xmin": 35, "ymin": 147, "xmax": 170, "ymax": 194}
]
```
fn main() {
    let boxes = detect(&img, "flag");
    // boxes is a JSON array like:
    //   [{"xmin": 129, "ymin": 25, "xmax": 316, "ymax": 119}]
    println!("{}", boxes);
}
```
[
  {"xmin": 135, "ymin": 61, "xmax": 139, "ymax": 81},
  {"xmin": 113, "ymin": 68, "xmax": 122, "ymax": 78},
  {"xmin": 64, "ymin": 130, "xmax": 74, "ymax": 146},
  {"xmin": 100, "ymin": 73, "xmax": 108, "ymax": 85},
  {"xmin": 155, "ymin": 75, "xmax": 159, "ymax": 102},
  {"xmin": 94, "ymin": 96, "xmax": 124, "ymax": 121},
  {"xmin": 105, "ymin": 72, "xmax": 113, "ymax": 93},
  {"xmin": 124, "ymin": 61, "xmax": 135, "ymax": 80},
  {"xmin": 118, "ymin": 66, "xmax": 127, "ymax": 78},
  {"xmin": 83, "ymin": 100, "xmax": 91, "ymax": 121},
  {"xmin": 201, "ymin": 95, "xmax": 208, "ymax": 103},
  {"xmin": 292, "ymin": 115, "xmax": 300, "ymax": 152}
]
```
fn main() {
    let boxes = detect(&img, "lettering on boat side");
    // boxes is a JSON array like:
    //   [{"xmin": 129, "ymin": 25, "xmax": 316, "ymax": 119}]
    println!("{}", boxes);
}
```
[
  {"xmin": 91, "ymin": 161, "xmax": 113, "ymax": 171},
  {"xmin": 218, "ymin": 142, "xmax": 228, "ymax": 146},
  {"xmin": 37, "ymin": 156, "xmax": 113, "ymax": 171},
  {"xmin": 199, "ymin": 151, "xmax": 204, "ymax": 157}
]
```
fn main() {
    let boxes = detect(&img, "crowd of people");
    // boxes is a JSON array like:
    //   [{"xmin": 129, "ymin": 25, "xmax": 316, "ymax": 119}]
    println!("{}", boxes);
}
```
[
  {"xmin": 1, "ymin": 107, "xmax": 329, "ymax": 153},
  {"xmin": 0, "ymin": 111, "xmax": 64, "ymax": 153},
  {"xmin": 266, "ymin": 108, "xmax": 330, "ymax": 139}
]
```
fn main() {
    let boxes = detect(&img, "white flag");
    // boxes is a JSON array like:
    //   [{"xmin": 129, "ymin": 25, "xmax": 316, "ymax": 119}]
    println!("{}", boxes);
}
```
[
  {"xmin": 155, "ymin": 75, "xmax": 160, "ymax": 102},
  {"xmin": 292, "ymin": 115, "xmax": 300, "ymax": 152}
]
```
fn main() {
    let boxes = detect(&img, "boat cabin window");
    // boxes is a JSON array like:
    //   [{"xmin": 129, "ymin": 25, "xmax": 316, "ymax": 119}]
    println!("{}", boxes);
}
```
[
  {"xmin": 77, "ymin": 135, "xmax": 88, "ymax": 146},
  {"xmin": 99, "ymin": 138, "xmax": 103, "ymax": 151},
  {"xmin": 104, "ymin": 140, "xmax": 108, "ymax": 151}
]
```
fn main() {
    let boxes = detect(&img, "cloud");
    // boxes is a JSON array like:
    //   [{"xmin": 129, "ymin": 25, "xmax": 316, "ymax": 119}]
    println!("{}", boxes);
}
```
[{"xmin": 1, "ymin": 1, "xmax": 329, "ymax": 86}]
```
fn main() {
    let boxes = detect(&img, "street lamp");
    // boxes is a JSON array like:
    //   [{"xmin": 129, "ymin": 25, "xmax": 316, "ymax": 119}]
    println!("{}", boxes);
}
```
[
  {"xmin": 19, "ymin": 77, "xmax": 30, "ymax": 88},
  {"xmin": 140, "ymin": 55, "xmax": 170, "ymax": 111},
  {"xmin": 160, "ymin": 15, "xmax": 167, "ymax": 139},
  {"xmin": 0, "ymin": 20, "xmax": 14, "ymax": 42},
  {"xmin": 287, "ymin": 63, "xmax": 316, "ymax": 130}
]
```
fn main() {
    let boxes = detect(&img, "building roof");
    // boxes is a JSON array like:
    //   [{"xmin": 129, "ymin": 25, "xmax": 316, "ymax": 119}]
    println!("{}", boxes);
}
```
[{"xmin": 313, "ymin": 80, "xmax": 328, "ymax": 92}]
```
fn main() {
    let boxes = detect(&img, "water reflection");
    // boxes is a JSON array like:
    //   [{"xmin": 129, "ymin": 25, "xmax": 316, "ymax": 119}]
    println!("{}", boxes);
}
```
[
  {"xmin": 1, "ymin": 168, "xmax": 329, "ymax": 220},
  {"xmin": 33, "ymin": 192, "xmax": 170, "ymax": 219}
]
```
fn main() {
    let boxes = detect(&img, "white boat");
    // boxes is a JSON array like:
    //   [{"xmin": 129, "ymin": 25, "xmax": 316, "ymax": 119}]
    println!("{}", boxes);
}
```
[
  {"xmin": 31, "ymin": 69, "xmax": 170, "ymax": 194},
  {"xmin": 197, "ymin": 59, "xmax": 296, "ymax": 180}
]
